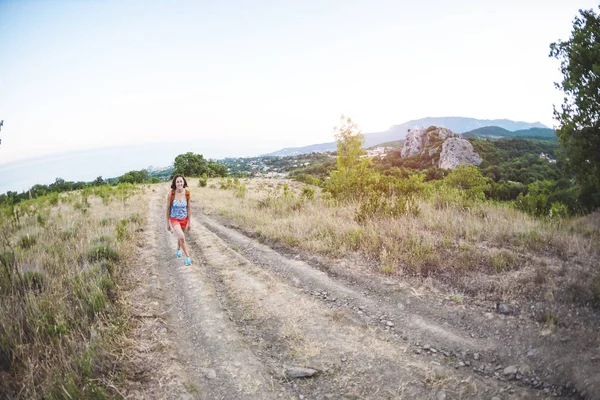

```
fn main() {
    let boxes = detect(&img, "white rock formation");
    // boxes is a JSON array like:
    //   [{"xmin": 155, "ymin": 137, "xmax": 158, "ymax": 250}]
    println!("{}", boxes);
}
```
[
  {"xmin": 401, "ymin": 126, "xmax": 482, "ymax": 169},
  {"xmin": 438, "ymin": 137, "xmax": 482, "ymax": 169}
]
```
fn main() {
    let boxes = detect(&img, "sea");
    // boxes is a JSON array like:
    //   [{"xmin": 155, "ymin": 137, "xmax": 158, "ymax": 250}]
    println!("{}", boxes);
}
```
[{"xmin": 0, "ymin": 140, "xmax": 270, "ymax": 195}]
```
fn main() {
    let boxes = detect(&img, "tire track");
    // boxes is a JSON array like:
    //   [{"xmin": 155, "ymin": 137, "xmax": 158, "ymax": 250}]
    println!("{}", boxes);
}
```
[
  {"xmin": 195, "ymin": 214, "xmax": 484, "ymax": 353},
  {"xmin": 149, "ymin": 190, "xmax": 286, "ymax": 399},
  {"xmin": 185, "ymin": 211, "xmax": 542, "ymax": 399}
]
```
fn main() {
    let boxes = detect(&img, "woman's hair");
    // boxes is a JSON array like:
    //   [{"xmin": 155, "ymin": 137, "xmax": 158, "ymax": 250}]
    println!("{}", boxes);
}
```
[{"xmin": 170, "ymin": 174, "xmax": 188, "ymax": 189}]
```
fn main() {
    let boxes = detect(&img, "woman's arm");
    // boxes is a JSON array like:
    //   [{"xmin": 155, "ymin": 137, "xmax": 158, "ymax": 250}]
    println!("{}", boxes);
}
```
[
  {"xmin": 186, "ymin": 191, "xmax": 191, "ymax": 231},
  {"xmin": 166, "ymin": 192, "xmax": 172, "ymax": 231}
]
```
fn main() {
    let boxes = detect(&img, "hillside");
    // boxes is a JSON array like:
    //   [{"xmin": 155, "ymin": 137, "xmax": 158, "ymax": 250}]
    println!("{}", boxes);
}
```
[
  {"xmin": 265, "ymin": 117, "xmax": 549, "ymax": 156},
  {"xmin": 462, "ymin": 126, "xmax": 556, "ymax": 140}
]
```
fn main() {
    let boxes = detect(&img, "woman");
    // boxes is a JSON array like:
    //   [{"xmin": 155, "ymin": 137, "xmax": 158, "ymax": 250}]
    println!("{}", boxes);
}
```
[{"xmin": 166, "ymin": 174, "xmax": 192, "ymax": 265}]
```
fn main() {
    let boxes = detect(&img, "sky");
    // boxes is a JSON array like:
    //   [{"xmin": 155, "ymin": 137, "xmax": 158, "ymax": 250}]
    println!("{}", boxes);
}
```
[{"xmin": 0, "ymin": 0, "xmax": 597, "ymax": 165}]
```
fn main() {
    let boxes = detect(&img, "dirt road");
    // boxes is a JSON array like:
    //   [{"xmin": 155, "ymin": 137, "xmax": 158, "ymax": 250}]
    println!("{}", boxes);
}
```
[{"xmin": 123, "ymin": 188, "xmax": 596, "ymax": 399}]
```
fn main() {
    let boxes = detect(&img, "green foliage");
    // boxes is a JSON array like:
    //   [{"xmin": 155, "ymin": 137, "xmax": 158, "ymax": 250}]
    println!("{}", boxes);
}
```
[
  {"xmin": 301, "ymin": 186, "xmax": 315, "ymax": 200},
  {"xmin": 325, "ymin": 158, "xmax": 377, "ymax": 200},
  {"xmin": 443, "ymin": 165, "xmax": 491, "ymax": 202},
  {"xmin": 355, "ymin": 191, "xmax": 420, "ymax": 223},
  {"xmin": 549, "ymin": 201, "xmax": 569, "ymax": 219},
  {"xmin": 207, "ymin": 160, "xmax": 228, "ymax": 177},
  {"xmin": 198, "ymin": 174, "xmax": 208, "ymax": 187},
  {"xmin": 235, "ymin": 183, "xmax": 247, "ymax": 199},
  {"xmin": 293, "ymin": 173, "xmax": 321, "ymax": 186},
  {"xmin": 115, "ymin": 219, "xmax": 129, "ymax": 241},
  {"xmin": 550, "ymin": 7, "xmax": 600, "ymax": 207},
  {"xmin": 118, "ymin": 169, "xmax": 148, "ymax": 184},
  {"xmin": 87, "ymin": 245, "xmax": 120, "ymax": 263},
  {"xmin": 334, "ymin": 116, "xmax": 365, "ymax": 171},
  {"xmin": 491, "ymin": 250, "xmax": 516, "ymax": 272},
  {"xmin": 173, "ymin": 152, "xmax": 209, "ymax": 177},
  {"xmin": 219, "ymin": 178, "xmax": 235, "ymax": 190}
]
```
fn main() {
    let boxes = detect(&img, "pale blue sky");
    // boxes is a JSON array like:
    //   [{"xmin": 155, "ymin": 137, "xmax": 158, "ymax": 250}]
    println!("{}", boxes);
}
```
[{"xmin": 0, "ymin": 0, "xmax": 595, "ymax": 164}]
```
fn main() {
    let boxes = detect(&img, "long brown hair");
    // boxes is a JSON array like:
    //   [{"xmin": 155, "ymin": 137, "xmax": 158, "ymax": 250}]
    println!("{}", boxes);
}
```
[{"xmin": 170, "ymin": 174, "xmax": 188, "ymax": 190}]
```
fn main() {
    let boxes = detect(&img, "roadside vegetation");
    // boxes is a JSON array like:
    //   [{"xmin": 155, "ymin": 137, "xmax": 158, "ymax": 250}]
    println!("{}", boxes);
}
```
[
  {"xmin": 202, "ymin": 176, "xmax": 600, "ymax": 309},
  {"xmin": 198, "ymin": 116, "xmax": 600, "ymax": 311},
  {"xmin": 0, "ymin": 183, "xmax": 146, "ymax": 398}
]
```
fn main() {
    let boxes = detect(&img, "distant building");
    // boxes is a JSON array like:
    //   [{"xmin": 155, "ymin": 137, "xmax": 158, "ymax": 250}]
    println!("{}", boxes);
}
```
[{"xmin": 539, "ymin": 152, "xmax": 557, "ymax": 163}]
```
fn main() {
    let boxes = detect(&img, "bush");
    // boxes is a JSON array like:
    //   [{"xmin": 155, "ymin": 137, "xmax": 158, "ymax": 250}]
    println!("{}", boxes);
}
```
[
  {"xmin": 354, "ymin": 191, "xmax": 419, "ymax": 223},
  {"xmin": 549, "ymin": 201, "xmax": 569, "ymax": 219},
  {"xmin": 301, "ymin": 187, "xmax": 315, "ymax": 200},
  {"xmin": 443, "ymin": 165, "xmax": 491, "ymax": 202},
  {"xmin": 87, "ymin": 245, "xmax": 119, "ymax": 263},
  {"xmin": 198, "ymin": 174, "xmax": 208, "ymax": 187}
]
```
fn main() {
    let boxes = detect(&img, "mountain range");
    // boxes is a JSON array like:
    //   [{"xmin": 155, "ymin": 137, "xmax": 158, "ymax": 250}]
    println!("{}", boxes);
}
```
[{"xmin": 264, "ymin": 117, "xmax": 551, "ymax": 156}]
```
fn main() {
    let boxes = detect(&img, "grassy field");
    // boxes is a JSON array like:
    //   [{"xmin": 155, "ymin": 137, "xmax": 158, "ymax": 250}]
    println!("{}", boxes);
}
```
[
  {"xmin": 200, "ymin": 178, "xmax": 600, "ymax": 308},
  {"xmin": 2, "ymin": 177, "xmax": 599, "ymax": 397},
  {"xmin": 0, "ymin": 184, "xmax": 146, "ymax": 398}
]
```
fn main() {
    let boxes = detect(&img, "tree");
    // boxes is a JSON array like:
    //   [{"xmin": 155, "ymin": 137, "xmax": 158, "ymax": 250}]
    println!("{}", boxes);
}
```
[
  {"xmin": 207, "ymin": 160, "xmax": 228, "ymax": 177},
  {"xmin": 443, "ymin": 165, "xmax": 491, "ymax": 202},
  {"xmin": 334, "ymin": 115, "xmax": 364, "ymax": 171},
  {"xmin": 324, "ymin": 116, "xmax": 377, "ymax": 199},
  {"xmin": 118, "ymin": 170, "xmax": 148, "ymax": 184},
  {"xmin": 173, "ymin": 152, "xmax": 208, "ymax": 177},
  {"xmin": 550, "ymin": 7, "xmax": 600, "ymax": 202}
]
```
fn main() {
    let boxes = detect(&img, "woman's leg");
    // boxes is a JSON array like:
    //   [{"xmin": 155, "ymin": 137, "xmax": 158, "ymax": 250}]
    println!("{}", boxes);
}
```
[{"xmin": 172, "ymin": 224, "xmax": 190, "ymax": 257}]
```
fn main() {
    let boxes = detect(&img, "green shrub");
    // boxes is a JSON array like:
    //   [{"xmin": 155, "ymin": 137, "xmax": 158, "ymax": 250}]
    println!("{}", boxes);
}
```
[
  {"xmin": 354, "ymin": 192, "xmax": 418, "ymax": 223},
  {"xmin": 198, "ymin": 174, "xmax": 208, "ymax": 187},
  {"xmin": 87, "ymin": 245, "xmax": 119, "ymax": 263},
  {"xmin": 549, "ymin": 201, "xmax": 569, "ymax": 219},
  {"xmin": 301, "ymin": 187, "xmax": 315, "ymax": 200},
  {"xmin": 47, "ymin": 192, "xmax": 60, "ymax": 206},
  {"xmin": 235, "ymin": 184, "xmax": 247, "ymax": 199},
  {"xmin": 491, "ymin": 250, "xmax": 516, "ymax": 272},
  {"xmin": 116, "ymin": 219, "xmax": 129, "ymax": 241}
]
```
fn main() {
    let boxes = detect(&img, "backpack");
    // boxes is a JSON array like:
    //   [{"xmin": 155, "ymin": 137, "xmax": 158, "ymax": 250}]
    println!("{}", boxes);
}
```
[{"xmin": 170, "ymin": 189, "xmax": 190, "ymax": 206}]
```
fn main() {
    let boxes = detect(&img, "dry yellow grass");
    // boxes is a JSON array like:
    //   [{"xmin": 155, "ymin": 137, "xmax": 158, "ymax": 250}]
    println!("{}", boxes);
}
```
[
  {"xmin": 196, "ymin": 178, "xmax": 600, "ymax": 306},
  {"xmin": 0, "ymin": 184, "xmax": 147, "ymax": 398}
]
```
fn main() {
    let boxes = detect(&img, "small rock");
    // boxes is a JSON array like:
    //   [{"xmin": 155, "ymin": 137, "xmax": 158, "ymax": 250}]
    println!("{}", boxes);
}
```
[
  {"xmin": 458, "ymin": 361, "xmax": 465, "ymax": 367},
  {"xmin": 473, "ymin": 353, "xmax": 480, "ymax": 360},
  {"xmin": 503, "ymin": 365, "xmax": 518, "ymax": 375},
  {"xmin": 203, "ymin": 369, "xmax": 217, "ymax": 379},
  {"xmin": 436, "ymin": 390, "xmax": 446, "ymax": 400},
  {"xmin": 424, "ymin": 344, "xmax": 431, "ymax": 351},
  {"xmin": 285, "ymin": 367, "xmax": 318, "ymax": 379},
  {"xmin": 386, "ymin": 321, "xmax": 394, "ymax": 327},
  {"xmin": 496, "ymin": 302, "xmax": 511, "ymax": 315}
]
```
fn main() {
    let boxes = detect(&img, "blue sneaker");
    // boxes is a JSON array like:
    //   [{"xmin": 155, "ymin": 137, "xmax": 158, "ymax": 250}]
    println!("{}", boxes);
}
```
[
  {"xmin": 185, "ymin": 257, "xmax": 192, "ymax": 266},
  {"xmin": 176, "ymin": 249, "xmax": 182, "ymax": 258}
]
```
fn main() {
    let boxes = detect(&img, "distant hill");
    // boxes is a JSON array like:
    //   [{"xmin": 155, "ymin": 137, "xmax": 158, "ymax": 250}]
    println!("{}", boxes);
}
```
[
  {"xmin": 462, "ymin": 126, "xmax": 556, "ymax": 139},
  {"xmin": 264, "ymin": 117, "xmax": 549, "ymax": 156}
]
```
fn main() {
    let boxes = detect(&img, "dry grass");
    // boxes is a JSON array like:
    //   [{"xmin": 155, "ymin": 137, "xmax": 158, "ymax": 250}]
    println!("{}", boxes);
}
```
[
  {"xmin": 0, "ymin": 184, "xmax": 147, "ymax": 398},
  {"xmin": 196, "ymin": 178, "xmax": 600, "ymax": 307}
]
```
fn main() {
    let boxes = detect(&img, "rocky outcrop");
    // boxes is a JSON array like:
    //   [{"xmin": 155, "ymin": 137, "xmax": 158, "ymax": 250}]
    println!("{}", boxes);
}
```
[
  {"xmin": 438, "ymin": 137, "xmax": 482, "ymax": 169},
  {"xmin": 401, "ymin": 126, "xmax": 482, "ymax": 169}
]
